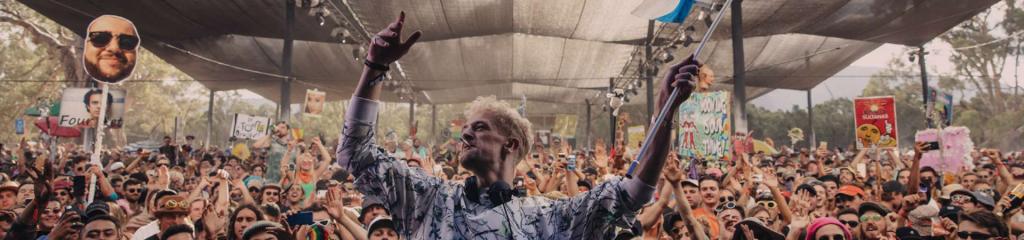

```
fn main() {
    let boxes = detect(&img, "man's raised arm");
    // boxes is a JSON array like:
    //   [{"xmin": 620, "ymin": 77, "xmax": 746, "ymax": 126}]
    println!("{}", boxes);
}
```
[{"xmin": 336, "ymin": 11, "xmax": 421, "ymax": 169}]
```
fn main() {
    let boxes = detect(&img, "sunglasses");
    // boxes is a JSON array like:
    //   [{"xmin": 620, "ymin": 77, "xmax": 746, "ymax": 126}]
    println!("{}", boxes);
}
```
[
  {"xmin": 757, "ymin": 201, "xmax": 777, "ymax": 209},
  {"xmin": 817, "ymin": 234, "xmax": 845, "ymax": 240},
  {"xmin": 264, "ymin": 191, "xmax": 280, "ymax": 196},
  {"xmin": 840, "ymin": 220, "xmax": 859, "ymax": 228},
  {"xmin": 951, "ymin": 194, "xmax": 973, "ymax": 203},
  {"xmin": 126, "ymin": 188, "xmax": 141, "ymax": 193},
  {"xmin": 956, "ymin": 231, "xmax": 993, "ymax": 240},
  {"xmin": 313, "ymin": 219, "xmax": 333, "ymax": 226},
  {"xmin": 860, "ymin": 214, "xmax": 883, "ymax": 222},
  {"xmin": 715, "ymin": 201, "xmax": 738, "ymax": 214},
  {"xmin": 55, "ymin": 191, "xmax": 70, "ymax": 196},
  {"xmin": 88, "ymin": 31, "xmax": 139, "ymax": 50},
  {"xmin": 720, "ymin": 196, "xmax": 736, "ymax": 203}
]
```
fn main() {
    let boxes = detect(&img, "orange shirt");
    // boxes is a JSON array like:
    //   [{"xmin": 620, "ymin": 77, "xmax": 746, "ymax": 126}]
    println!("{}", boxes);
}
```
[{"xmin": 692, "ymin": 207, "xmax": 721, "ymax": 240}]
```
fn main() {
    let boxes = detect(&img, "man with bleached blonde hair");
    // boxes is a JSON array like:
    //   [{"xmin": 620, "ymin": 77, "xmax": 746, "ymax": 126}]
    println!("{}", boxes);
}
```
[{"xmin": 337, "ymin": 12, "xmax": 700, "ymax": 239}]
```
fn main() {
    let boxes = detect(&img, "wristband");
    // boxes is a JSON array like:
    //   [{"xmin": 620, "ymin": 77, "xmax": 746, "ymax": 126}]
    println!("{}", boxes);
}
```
[{"xmin": 364, "ymin": 60, "xmax": 390, "ymax": 71}]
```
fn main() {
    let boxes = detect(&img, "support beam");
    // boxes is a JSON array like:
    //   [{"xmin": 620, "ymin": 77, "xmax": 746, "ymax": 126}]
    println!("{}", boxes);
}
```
[
  {"xmin": 408, "ymin": 100, "xmax": 415, "ymax": 137},
  {"xmin": 609, "ymin": 78, "xmax": 617, "ymax": 147},
  {"xmin": 645, "ymin": 20, "xmax": 655, "ymax": 131},
  {"xmin": 730, "ymin": 0, "xmax": 747, "ymax": 135},
  {"xmin": 807, "ymin": 90, "xmax": 816, "ymax": 150},
  {"xmin": 207, "ymin": 91, "xmax": 215, "ymax": 148},
  {"xmin": 279, "ymin": 0, "xmax": 295, "ymax": 122},
  {"xmin": 431, "ymin": 104, "xmax": 437, "ymax": 144},
  {"xmin": 917, "ymin": 46, "xmax": 929, "ymax": 112},
  {"xmin": 585, "ymin": 99, "xmax": 592, "ymax": 149}
]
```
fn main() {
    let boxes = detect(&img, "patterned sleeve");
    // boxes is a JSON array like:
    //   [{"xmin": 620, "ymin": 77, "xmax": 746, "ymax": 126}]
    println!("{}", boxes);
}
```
[
  {"xmin": 544, "ymin": 177, "xmax": 655, "ymax": 239},
  {"xmin": 336, "ymin": 96, "xmax": 445, "ymax": 236}
]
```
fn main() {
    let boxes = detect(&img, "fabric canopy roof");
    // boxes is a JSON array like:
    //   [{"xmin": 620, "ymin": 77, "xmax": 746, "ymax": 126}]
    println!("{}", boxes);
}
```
[{"xmin": 19, "ymin": 0, "xmax": 998, "ymax": 114}]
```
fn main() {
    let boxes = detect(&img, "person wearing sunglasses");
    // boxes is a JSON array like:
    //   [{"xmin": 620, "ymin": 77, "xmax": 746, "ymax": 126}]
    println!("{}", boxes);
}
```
[
  {"xmin": 715, "ymin": 201, "xmax": 745, "ymax": 240},
  {"xmin": 950, "ymin": 189, "xmax": 996, "ymax": 213},
  {"xmin": 955, "ymin": 211, "xmax": 1009, "ymax": 240},
  {"xmin": 836, "ymin": 208, "xmax": 861, "ymax": 240},
  {"xmin": 83, "ymin": 15, "xmax": 139, "ymax": 83},
  {"xmin": 857, "ymin": 202, "xmax": 891, "ymax": 240}
]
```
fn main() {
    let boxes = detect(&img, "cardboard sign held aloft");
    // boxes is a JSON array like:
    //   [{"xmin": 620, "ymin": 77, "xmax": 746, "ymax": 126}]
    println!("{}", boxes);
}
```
[{"xmin": 854, "ymin": 96, "xmax": 899, "ymax": 149}]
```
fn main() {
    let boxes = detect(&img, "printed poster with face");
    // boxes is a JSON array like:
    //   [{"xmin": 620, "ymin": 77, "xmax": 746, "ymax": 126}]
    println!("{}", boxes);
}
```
[
  {"xmin": 231, "ymin": 113, "xmax": 272, "ymax": 140},
  {"xmin": 853, "ymin": 96, "xmax": 898, "ymax": 149},
  {"xmin": 57, "ymin": 88, "xmax": 127, "ymax": 129},
  {"xmin": 926, "ymin": 87, "xmax": 954, "ymax": 128},
  {"xmin": 84, "ymin": 15, "xmax": 139, "ymax": 84},
  {"xmin": 677, "ymin": 91, "xmax": 731, "ymax": 160},
  {"xmin": 303, "ymin": 89, "xmax": 326, "ymax": 115}
]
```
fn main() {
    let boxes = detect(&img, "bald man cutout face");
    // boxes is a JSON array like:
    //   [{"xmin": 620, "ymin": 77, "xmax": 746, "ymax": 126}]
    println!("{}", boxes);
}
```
[{"xmin": 83, "ymin": 15, "xmax": 139, "ymax": 83}]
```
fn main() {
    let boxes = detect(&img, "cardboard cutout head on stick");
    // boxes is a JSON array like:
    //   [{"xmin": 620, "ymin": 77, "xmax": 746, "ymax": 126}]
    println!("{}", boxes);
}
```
[{"xmin": 83, "ymin": 15, "xmax": 139, "ymax": 83}]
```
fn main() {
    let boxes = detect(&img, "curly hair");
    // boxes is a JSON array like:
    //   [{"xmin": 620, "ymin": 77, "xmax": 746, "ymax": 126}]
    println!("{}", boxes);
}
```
[{"xmin": 463, "ymin": 96, "xmax": 532, "ymax": 162}]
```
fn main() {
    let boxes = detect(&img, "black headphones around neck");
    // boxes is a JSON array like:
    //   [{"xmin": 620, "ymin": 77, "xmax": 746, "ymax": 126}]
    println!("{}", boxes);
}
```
[{"xmin": 465, "ymin": 176, "xmax": 514, "ymax": 206}]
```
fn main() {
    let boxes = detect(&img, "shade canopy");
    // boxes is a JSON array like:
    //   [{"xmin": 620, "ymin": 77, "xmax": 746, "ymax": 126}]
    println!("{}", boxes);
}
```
[{"xmin": 19, "ymin": 0, "xmax": 998, "ymax": 115}]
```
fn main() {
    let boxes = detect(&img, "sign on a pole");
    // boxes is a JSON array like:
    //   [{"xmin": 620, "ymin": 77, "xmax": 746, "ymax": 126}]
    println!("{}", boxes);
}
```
[
  {"xmin": 231, "ymin": 113, "xmax": 272, "ymax": 140},
  {"xmin": 854, "ymin": 96, "xmax": 899, "ymax": 149},
  {"xmin": 57, "ymin": 88, "xmax": 126, "ymax": 129},
  {"xmin": 677, "ymin": 91, "xmax": 731, "ymax": 160}
]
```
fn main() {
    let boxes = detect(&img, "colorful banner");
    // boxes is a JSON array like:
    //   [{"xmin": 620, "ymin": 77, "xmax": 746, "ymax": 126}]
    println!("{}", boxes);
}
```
[
  {"xmin": 677, "ymin": 91, "xmax": 731, "ymax": 160},
  {"xmin": 853, "ymin": 96, "xmax": 899, "ymax": 149},
  {"xmin": 57, "ymin": 88, "xmax": 126, "ymax": 129},
  {"xmin": 553, "ymin": 114, "xmax": 578, "ymax": 138},
  {"xmin": 230, "ymin": 113, "xmax": 272, "ymax": 140},
  {"xmin": 926, "ymin": 87, "xmax": 954, "ymax": 128},
  {"xmin": 915, "ymin": 127, "xmax": 973, "ymax": 173},
  {"xmin": 303, "ymin": 89, "xmax": 325, "ymax": 115}
]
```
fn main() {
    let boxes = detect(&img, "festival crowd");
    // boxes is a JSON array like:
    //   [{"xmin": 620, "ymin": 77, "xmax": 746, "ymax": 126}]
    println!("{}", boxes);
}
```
[{"xmin": 1, "ymin": 9, "xmax": 1023, "ymax": 240}]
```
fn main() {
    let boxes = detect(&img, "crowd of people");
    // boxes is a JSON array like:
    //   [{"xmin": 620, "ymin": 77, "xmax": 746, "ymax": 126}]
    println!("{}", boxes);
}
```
[
  {"xmin": 0, "ymin": 121, "xmax": 1022, "ymax": 240},
  {"xmin": 0, "ymin": 10, "xmax": 1022, "ymax": 240}
]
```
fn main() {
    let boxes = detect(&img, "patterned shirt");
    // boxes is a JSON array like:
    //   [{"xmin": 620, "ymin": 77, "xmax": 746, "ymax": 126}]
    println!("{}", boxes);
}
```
[{"xmin": 337, "ymin": 97, "xmax": 654, "ymax": 239}]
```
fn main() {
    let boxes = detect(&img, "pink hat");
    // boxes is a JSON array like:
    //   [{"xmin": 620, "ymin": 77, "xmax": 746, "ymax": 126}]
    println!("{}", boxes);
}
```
[{"xmin": 805, "ymin": 217, "xmax": 852, "ymax": 240}]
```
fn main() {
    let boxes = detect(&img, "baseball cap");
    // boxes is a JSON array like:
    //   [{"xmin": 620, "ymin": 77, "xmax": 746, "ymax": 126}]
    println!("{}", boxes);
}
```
[
  {"xmin": 366, "ymin": 216, "xmax": 396, "ymax": 236},
  {"xmin": 838, "ymin": 185, "xmax": 865, "ymax": 198},
  {"xmin": 106, "ymin": 162, "xmax": 125, "ymax": 172},
  {"xmin": 859, "ymin": 202, "xmax": 891, "ymax": 216},
  {"xmin": 681, "ymin": 179, "xmax": 699, "ymax": 188},
  {"xmin": 153, "ymin": 195, "xmax": 189, "ymax": 215},
  {"xmin": 951, "ymin": 189, "xmax": 995, "ymax": 209},
  {"xmin": 896, "ymin": 227, "xmax": 923, "ymax": 240}
]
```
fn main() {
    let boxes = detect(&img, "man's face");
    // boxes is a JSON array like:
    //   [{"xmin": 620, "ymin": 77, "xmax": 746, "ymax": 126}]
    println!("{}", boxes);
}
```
[
  {"xmin": 74, "ymin": 162, "xmax": 89, "ymax": 176},
  {"xmin": 975, "ymin": 169, "xmax": 993, "ymax": 184},
  {"xmin": 157, "ymin": 213, "xmax": 188, "ymax": 231},
  {"xmin": 838, "ymin": 213, "xmax": 860, "ymax": 232},
  {"xmin": 459, "ymin": 112, "xmax": 514, "ymax": 175},
  {"xmin": 87, "ymin": 94, "xmax": 104, "ymax": 117},
  {"xmin": 950, "ymin": 194, "xmax": 979, "ymax": 212},
  {"xmin": 369, "ymin": 228, "xmax": 398, "ymax": 240},
  {"xmin": 921, "ymin": 172, "xmax": 936, "ymax": 186},
  {"xmin": 361, "ymin": 206, "xmax": 389, "ymax": 226},
  {"xmin": 81, "ymin": 220, "xmax": 120, "ymax": 240},
  {"xmin": 956, "ymin": 220, "xmax": 994, "ymax": 240},
  {"xmin": 262, "ymin": 189, "xmax": 280, "ymax": 204},
  {"xmin": 681, "ymin": 185, "xmax": 701, "ymax": 209},
  {"xmin": 123, "ymin": 183, "xmax": 142, "ymax": 202},
  {"xmin": 274, "ymin": 123, "xmax": 288, "ymax": 137},
  {"xmin": 84, "ymin": 16, "xmax": 137, "ymax": 83},
  {"xmin": 858, "ymin": 211, "xmax": 887, "ymax": 240},
  {"xmin": 17, "ymin": 184, "xmax": 34, "ymax": 206},
  {"xmin": 699, "ymin": 180, "xmax": 720, "ymax": 206},
  {"xmin": 0, "ymin": 190, "xmax": 15, "ymax": 210},
  {"xmin": 669, "ymin": 219, "xmax": 688, "ymax": 240},
  {"xmin": 0, "ymin": 219, "xmax": 11, "ymax": 239},
  {"xmin": 55, "ymin": 189, "xmax": 72, "ymax": 205},
  {"xmin": 961, "ymin": 175, "xmax": 978, "ymax": 188}
]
